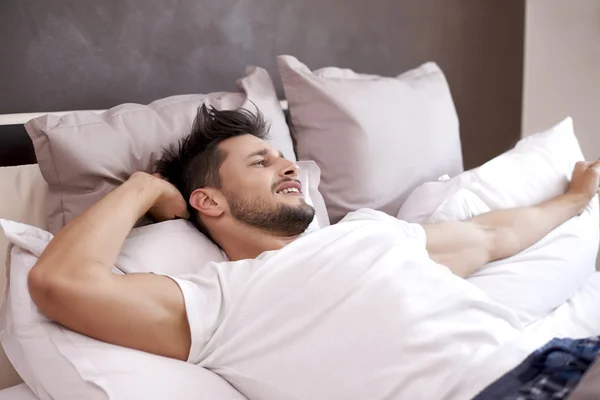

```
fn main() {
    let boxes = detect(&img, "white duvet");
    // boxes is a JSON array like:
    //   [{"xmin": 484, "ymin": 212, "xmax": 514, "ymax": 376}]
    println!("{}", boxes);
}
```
[{"xmin": 177, "ymin": 209, "xmax": 538, "ymax": 400}]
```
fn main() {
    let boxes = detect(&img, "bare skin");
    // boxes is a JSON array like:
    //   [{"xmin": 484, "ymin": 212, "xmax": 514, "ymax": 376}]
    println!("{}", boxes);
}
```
[
  {"xmin": 27, "ymin": 133, "xmax": 600, "ymax": 361},
  {"xmin": 424, "ymin": 159, "xmax": 600, "ymax": 277},
  {"xmin": 187, "ymin": 136, "xmax": 304, "ymax": 261}
]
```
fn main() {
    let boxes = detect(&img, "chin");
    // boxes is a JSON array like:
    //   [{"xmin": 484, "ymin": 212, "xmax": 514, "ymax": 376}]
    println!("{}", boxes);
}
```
[{"xmin": 279, "ymin": 196, "xmax": 305, "ymax": 203}]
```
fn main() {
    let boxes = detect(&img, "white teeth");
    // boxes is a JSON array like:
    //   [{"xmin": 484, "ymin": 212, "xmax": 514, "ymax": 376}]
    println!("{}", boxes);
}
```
[{"xmin": 277, "ymin": 187, "xmax": 300, "ymax": 194}]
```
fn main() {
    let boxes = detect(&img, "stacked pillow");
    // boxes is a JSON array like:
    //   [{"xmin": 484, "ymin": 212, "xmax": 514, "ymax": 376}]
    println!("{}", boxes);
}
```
[
  {"xmin": 25, "ymin": 66, "xmax": 300, "ymax": 234},
  {"xmin": 279, "ymin": 55, "xmax": 464, "ymax": 223}
]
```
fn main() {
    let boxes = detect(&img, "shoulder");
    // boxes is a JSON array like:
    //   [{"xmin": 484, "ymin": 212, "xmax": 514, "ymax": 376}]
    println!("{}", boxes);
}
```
[
  {"xmin": 340, "ymin": 208, "xmax": 426, "ymax": 243},
  {"xmin": 340, "ymin": 208, "xmax": 396, "ymax": 223}
]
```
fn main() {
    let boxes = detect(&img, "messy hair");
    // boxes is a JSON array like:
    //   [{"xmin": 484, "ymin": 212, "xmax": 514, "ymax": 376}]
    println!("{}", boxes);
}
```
[{"xmin": 155, "ymin": 104, "xmax": 270, "ymax": 237}]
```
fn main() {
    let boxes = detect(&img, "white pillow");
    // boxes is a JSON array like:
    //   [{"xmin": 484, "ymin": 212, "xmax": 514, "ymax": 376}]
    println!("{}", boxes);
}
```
[
  {"xmin": 398, "ymin": 118, "xmax": 599, "ymax": 325},
  {"xmin": 0, "ymin": 220, "xmax": 247, "ymax": 400}
]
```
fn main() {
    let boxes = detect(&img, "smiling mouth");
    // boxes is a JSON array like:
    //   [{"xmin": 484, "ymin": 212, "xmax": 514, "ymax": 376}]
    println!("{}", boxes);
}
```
[
  {"xmin": 275, "ymin": 187, "xmax": 302, "ymax": 195},
  {"xmin": 274, "ymin": 179, "xmax": 303, "ymax": 196}
]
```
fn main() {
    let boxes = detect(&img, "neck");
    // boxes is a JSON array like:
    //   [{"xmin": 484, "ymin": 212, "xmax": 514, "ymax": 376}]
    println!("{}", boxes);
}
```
[{"xmin": 212, "ymin": 222, "xmax": 298, "ymax": 261}]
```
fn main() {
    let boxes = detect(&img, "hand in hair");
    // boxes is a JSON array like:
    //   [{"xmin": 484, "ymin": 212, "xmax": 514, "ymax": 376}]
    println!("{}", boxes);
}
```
[{"xmin": 130, "ymin": 172, "xmax": 190, "ymax": 222}]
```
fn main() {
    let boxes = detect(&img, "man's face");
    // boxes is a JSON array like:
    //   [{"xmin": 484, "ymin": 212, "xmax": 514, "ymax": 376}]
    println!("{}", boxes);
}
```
[{"xmin": 216, "ymin": 134, "xmax": 315, "ymax": 236}]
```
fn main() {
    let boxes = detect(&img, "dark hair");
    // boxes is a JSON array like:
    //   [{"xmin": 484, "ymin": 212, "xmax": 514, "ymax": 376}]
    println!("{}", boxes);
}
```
[{"xmin": 155, "ymin": 104, "xmax": 270, "ymax": 237}]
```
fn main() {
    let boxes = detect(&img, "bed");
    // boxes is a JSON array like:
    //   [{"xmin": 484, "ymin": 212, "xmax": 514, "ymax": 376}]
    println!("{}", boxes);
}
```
[
  {"xmin": 5, "ymin": 2, "xmax": 600, "ymax": 400},
  {"xmin": 2, "ymin": 107, "xmax": 600, "ymax": 399}
]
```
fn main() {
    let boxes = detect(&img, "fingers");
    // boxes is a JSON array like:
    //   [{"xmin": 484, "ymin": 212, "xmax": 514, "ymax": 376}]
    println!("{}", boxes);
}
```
[
  {"xmin": 575, "ymin": 161, "xmax": 592, "ymax": 169},
  {"xmin": 592, "ymin": 160, "xmax": 600, "ymax": 194},
  {"xmin": 575, "ymin": 161, "xmax": 589, "ymax": 174},
  {"xmin": 575, "ymin": 159, "xmax": 600, "ymax": 172}
]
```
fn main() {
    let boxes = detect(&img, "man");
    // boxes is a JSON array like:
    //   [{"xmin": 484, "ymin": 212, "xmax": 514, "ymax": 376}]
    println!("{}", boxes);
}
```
[{"xmin": 27, "ymin": 105, "xmax": 600, "ymax": 398}]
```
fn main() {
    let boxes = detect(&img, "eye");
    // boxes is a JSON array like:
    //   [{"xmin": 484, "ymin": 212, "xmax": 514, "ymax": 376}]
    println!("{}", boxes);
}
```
[{"xmin": 252, "ymin": 159, "xmax": 266, "ymax": 167}]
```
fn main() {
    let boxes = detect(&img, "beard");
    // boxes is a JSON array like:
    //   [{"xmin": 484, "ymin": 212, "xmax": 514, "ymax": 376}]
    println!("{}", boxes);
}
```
[{"xmin": 224, "ymin": 191, "xmax": 316, "ymax": 236}]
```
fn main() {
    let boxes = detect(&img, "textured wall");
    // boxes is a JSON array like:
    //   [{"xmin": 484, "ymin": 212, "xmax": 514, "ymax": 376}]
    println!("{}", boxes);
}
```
[{"xmin": 0, "ymin": 0, "xmax": 524, "ymax": 169}]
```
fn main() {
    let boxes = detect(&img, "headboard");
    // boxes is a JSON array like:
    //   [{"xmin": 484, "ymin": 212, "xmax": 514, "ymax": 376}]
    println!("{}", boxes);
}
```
[{"xmin": 0, "ymin": 0, "xmax": 525, "ymax": 170}]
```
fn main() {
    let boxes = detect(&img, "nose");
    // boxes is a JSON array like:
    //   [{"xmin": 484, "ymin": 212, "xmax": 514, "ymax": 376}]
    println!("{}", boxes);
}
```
[{"xmin": 280, "ymin": 158, "xmax": 299, "ymax": 178}]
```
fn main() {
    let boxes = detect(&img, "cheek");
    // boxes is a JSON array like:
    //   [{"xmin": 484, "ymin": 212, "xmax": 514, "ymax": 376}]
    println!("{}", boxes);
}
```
[
  {"xmin": 250, "ymin": 172, "xmax": 276, "ymax": 196},
  {"xmin": 227, "ymin": 173, "xmax": 274, "ymax": 199}
]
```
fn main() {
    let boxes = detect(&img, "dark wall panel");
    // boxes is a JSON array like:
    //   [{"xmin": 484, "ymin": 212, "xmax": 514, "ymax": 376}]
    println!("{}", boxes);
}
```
[{"xmin": 0, "ymin": 0, "xmax": 524, "ymax": 169}]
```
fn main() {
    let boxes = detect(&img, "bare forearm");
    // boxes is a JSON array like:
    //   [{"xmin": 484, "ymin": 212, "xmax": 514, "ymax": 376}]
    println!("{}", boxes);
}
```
[
  {"xmin": 34, "ymin": 173, "xmax": 161, "ymax": 278},
  {"xmin": 471, "ymin": 193, "xmax": 588, "ymax": 261},
  {"xmin": 424, "ymin": 161, "xmax": 599, "ymax": 277}
]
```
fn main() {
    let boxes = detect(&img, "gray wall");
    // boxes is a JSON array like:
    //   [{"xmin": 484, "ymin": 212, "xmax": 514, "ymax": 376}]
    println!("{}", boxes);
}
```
[
  {"xmin": 523, "ymin": 0, "xmax": 600, "ymax": 160},
  {"xmin": 0, "ymin": 0, "xmax": 525, "ymax": 169},
  {"xmin": 523, "ymin": 0, "xmax": 600, "ymax": 268}
]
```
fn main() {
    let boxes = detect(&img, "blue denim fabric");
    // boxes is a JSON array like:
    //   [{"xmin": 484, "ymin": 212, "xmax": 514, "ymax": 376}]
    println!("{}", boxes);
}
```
[{"xmin": 472, "ymin": 336, "xmax": 600, "ymax": 400}]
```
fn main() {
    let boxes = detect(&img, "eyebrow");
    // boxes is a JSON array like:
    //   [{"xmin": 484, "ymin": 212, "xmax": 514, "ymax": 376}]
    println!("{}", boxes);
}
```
[{"xmin": 246, "ymin": 148, "xmax": 285, "ymax": 160}]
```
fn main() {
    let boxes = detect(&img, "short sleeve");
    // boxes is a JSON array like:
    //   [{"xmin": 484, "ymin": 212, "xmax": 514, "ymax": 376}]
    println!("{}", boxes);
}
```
[
  {"xmin": 167, "ymin": 276, "xmax": 208, "ymax": 364},
  {"xmin": 164, "ymin": 259, "xmax": 258, "ymax": 365}
]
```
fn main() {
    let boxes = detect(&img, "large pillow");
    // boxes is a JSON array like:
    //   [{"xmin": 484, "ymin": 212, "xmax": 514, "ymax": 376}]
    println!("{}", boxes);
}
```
[
  {"xmin": 398, "ymin": 118, "xmax": 599, "ymax": 325},
  {"xmin": 278, "ymin": 55, "xmax": 463, "ymax": 223},
  {"xmin": 0, "ymin": 164, "xmax": 48, "ymax": 390},
  {"xmin": 0, "ymin": 220, "xmax": 247, "ymax": 400},
  {"xmin": 25, "ymin": 66, "xmax": 298, "ymax": 234}
]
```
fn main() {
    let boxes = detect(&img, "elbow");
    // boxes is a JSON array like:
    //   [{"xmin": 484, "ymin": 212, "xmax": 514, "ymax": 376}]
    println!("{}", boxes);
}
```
[
  {"xmin": 28, "ymin": 261, "xmax": 104, "ymax": 314},
  {"xmin": 27, "ymin": 264, "xmax": 56, "ymax": 311},
  {"xmin": 27, "ymin": 263, "xmax": 74, "ymax": 314}
]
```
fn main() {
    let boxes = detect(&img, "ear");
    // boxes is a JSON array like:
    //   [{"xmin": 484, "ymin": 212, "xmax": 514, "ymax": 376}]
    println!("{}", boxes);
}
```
[{"xmin": 189, "ymin": 188, "xmax": 225, "ymax": 218}]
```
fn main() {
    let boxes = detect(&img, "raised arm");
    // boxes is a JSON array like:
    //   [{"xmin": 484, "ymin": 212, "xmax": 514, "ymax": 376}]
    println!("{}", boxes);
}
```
[
  {"xmin": 28, "ymin": 172, "xmax": 192, "ymax": 360},
  {"xmin": 423, "ymin": 161, "xmax": 600, "ymax": 278}
]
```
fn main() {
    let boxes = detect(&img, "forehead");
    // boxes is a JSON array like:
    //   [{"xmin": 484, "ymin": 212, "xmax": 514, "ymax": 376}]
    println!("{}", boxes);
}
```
[{"xmin": 219, "ymin": 134, "xmax": 276, "ymax": 162}]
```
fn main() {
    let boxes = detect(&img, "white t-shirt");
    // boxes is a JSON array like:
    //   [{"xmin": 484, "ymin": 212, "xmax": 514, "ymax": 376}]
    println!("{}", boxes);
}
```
[{"xmin": 170, "ymin": 209, "xmax": 529, "ymax": 400}]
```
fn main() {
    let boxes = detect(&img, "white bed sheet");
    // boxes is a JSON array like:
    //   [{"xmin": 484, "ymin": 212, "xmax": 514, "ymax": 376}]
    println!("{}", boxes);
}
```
[{"xmin": 523, "ymin": 271, "xmax": 600, "ymax": 343}]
